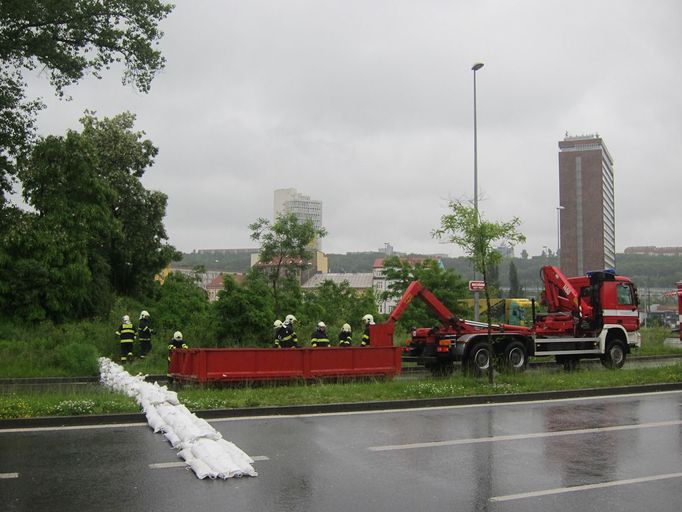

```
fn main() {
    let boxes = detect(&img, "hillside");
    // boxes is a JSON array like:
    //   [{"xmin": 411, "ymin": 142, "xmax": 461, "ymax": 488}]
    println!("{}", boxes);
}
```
[{"xmin": 177, "ymin": 251, "xmax": 682, "ymax": 291}]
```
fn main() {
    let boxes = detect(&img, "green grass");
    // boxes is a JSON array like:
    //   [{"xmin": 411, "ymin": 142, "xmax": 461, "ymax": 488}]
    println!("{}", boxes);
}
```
[{"xmin": 3, "ymin": 363, "xmax": 681, "ymax": 420}]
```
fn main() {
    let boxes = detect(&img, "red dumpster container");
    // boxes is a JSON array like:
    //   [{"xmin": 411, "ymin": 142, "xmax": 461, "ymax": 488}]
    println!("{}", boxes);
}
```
[{"xmin": 168, "ymin": 346, "xmax": 402, "ymax": 383}]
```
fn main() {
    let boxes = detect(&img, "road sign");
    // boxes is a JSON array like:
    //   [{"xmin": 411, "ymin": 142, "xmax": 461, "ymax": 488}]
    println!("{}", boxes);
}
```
[{"xmin": 468, "ymin": 280, "xmax": 486, "ymax": 292}]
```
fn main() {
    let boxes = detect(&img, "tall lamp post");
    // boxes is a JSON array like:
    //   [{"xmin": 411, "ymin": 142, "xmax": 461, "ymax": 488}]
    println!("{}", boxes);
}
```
[
  {"xmin": 472, "ymin": 62, "xmax": 484, "ymax": 322},
  {"xmin": 556, "ymin": 205, "xmax": 565, "ymax": 268}
]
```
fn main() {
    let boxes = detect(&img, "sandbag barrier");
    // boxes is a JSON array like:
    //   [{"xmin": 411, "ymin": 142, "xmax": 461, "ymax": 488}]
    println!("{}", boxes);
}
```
[{"xmin": 98, "ymin": 357, "xmax": 257, "ymax": 479}]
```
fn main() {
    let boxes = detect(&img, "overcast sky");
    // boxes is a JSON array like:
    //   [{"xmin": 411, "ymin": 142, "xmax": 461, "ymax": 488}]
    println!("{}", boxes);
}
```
[{"xmin": 26, "ymin": 0, "xmax": 682, "ymax": 258}]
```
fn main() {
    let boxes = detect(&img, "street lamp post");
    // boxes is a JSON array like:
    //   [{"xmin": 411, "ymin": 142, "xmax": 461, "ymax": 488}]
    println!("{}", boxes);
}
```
[
  {"xmin": 472, "ymin": 62, "xmax": 484, "ymax": 322},
  {"xmin": 556, "ymin": 205, "xmax": 565, "ymax": 268}
]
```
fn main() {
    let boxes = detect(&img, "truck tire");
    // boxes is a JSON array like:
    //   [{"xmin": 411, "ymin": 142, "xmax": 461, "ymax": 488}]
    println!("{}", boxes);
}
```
[
  {"xmin": 601, "ymin": 339, "xmax": 626, "ymax": 369},
  {"xmin": 465, "ymin": 342, "xmax": 490, "ymax": 376},
  {"xmin": 502, "ymin": 341, "xmax": 528, "ymax": 373}
]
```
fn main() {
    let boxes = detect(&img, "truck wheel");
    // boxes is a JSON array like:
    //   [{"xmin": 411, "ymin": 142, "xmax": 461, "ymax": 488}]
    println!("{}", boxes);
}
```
[
  {"xmin": 601, "ymin": 340, "xmax": 626, "ymax": 369},
  {"xmin": 502, "ymin": 341, "xmax": 528, "ymax": 373},
  {"xmin": 465, "ymin": 342, "xmax": 490, "ymax": 376}
]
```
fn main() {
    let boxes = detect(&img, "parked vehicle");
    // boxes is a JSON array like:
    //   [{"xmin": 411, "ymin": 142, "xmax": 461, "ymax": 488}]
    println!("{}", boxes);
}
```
[{"xmin": 371, "ymin": 266, "xmax": 641, "ymax": 375}]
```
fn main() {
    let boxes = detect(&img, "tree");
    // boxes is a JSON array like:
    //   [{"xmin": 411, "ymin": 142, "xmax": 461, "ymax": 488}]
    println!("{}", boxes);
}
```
[
  {"xmin": 380, "ymin": 257, "xmax": 468, "ymax": 330},
  {"xmin": 1, "ymin": 112, "xmax": 178, "ymax": 321},
  {"xmin": 508, "ymin": 260, "xmax": 524, "ymax": 298},
  {"xmin": 213, "ymin": 270, "xmax": 274, "ymax": 346},
  {"xmin": 301, "ymin": 279, "xmax": 378, "ymax": 337},
  {"xmin": 249, "ymin": 213, "xmax": 326, "ymax": 316},
  {"xmin": 433, "ymin": 200, "xmax": 526, "ymax": 383},
  {"xmin": 0, "ymin": 0, "xmax": 173, "ymax": 205}
]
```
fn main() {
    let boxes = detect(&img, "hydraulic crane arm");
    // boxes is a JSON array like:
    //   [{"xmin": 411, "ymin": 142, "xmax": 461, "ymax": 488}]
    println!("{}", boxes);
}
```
[{"xmin": 388, "ymin": 281, "xmax": 456, "ymax": 326}]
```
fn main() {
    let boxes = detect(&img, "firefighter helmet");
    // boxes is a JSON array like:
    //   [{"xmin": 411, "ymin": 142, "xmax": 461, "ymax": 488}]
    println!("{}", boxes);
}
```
[
  {"xmin": 342, "ymin": 323, "xmax": 351, "ymax": 332},
  {"xmin": 273, "ymin": 320, "xmax": 283, "ymax": 328},
  {"xmin": 285, "ymin": 314, "xmax": 297, "ymax": 324},
  {"xmin": 173, "ymin": 331, "xmax": 183, "ymax": 341},
  {"xmin": 317, "ymin": 321, "xmax": 326, "ymax": 329},
  {"xmin": 122, "ymin": 315, "xmax": 130, "ymax": 323},
  {"xmin": 139, "ymin": 310, "xmax": 150, "ymax": 320},
  {"xmin": 362, "ymin": 314, "xmax": 374, "ymax": 325}
]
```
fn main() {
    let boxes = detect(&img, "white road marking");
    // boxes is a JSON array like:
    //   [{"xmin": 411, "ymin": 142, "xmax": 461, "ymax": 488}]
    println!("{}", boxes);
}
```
[
  {"xmin": 368, "ymin": 419, "xmax": 682, "ymax": 452},
  {"xmin": 490, "ymin": 471, "xmax": 682, "ymax": 502},
  {"xmin": 0, "ymin": 473, "xmax": 19, "ymax": 479},
  {"xmin": 149, "ymin": 455, "xmax": 269, "ymax": 469}
]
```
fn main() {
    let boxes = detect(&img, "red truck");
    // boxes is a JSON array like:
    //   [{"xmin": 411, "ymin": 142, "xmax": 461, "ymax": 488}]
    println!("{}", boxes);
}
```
[{"xmin": 370, "ymin": 265, "xmax": 641, "ymax": 375}]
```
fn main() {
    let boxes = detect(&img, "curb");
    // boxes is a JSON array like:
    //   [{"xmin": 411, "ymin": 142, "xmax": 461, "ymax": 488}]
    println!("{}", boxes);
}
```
[{"xmin": 3, "ymin": 382, "xmax": 682, "ymax": 430}]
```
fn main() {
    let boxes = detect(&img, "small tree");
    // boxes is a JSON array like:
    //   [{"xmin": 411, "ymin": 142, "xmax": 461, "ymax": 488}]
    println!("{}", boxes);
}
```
[
  {"xmin": 249, "ymin": 213, "xmax": 326, "ymax": 316},
  {"xmin": 433, "ymin": 200, "xmax": 525, "ymax": 383},
  {"xmin": 508, "ymin": 260, "xmax": 524, "ymax": 298}
]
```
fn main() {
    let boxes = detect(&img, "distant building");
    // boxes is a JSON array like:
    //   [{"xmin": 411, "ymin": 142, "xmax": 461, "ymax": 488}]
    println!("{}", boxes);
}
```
[
  {"xmin": 302, "ymin": 273, "xmax": 373, "ymax": 292},
  {"xmin": 558, "ymin": 133, "xmax": 616, "ymax": 276},
  {"xmin": 274, "ymin": 188, "xmax": 323, "ymax": 250},
  {"xmin": 196, "ymin": 248, "xmax": 258, "ymax": 255},
  {"xmin": 624, "ymin": 246, "xmax": 682, "ymax": 256}
]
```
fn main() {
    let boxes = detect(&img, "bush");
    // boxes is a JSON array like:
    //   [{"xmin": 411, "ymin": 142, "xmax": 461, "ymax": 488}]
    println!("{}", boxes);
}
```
[{"xmin": 55, "ymin": 342, "xmax": 100, "ymax": 376}]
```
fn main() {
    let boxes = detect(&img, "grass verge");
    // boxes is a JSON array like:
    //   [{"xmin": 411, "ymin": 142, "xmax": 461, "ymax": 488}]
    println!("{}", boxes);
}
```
[{"xmin": 2, "ymin": 363, "xmax": 681, "ymax": 420}]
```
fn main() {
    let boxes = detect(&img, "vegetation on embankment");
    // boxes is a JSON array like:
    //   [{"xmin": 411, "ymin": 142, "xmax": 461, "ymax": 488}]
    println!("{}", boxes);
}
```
[
  {"xmin": 1, "ymin": 321, "xmax": 678, "ymax": 379},
  {"xmin": 2, "ymin": 362, "xmax": 682, "ymax": 420}
]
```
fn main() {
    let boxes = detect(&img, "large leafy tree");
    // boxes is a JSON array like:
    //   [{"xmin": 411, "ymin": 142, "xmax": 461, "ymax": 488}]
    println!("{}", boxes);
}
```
[
  {"xmin": 249, "ymin": 213, "xmax": 327, "ymax": 316},
  {"xmin": 1, "ymin": 112, "xmax": 178, "ymax": 321},
  {"xmin": 0, "ymin": 0, "xmax": 173, "ymax": 204},
  {"xmin": 380, "ymin": 257, "xmax": 469, "ymax": 330}
]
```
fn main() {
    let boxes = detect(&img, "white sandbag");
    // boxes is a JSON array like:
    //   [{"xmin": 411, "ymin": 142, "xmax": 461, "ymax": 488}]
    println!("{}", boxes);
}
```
[
  {"xmin": 163, "ymin": 430, "xmax": 182, "ymax": 448},
  {"xmin": 98, "ymin": 357, "xmax": 258, "ymax": 480},
  {"xmin": 188, "ymin": 457, "xmax": 217, "ymax": 480}
]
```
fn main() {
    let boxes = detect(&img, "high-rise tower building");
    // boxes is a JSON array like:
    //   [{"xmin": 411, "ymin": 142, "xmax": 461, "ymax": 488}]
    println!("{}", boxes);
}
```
[
  {"xmin": 558, "ymin": 134, "xmax": 616, "ymax": 276},
  {"xmin": 274, "ymin": 188, "xmax": 323, "ymax": 249}
]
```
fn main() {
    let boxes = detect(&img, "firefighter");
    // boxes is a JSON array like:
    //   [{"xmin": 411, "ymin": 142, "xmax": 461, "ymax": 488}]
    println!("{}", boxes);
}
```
[
  {"xmin": 273, "ymin": 319, "xmax": 284, "ymax": 348},
  {"xmin": 338, "ymin": 323, "xmax": 352, "ymax": 347},
  {"xmin": 167, "ymin": 331, "xmax": 188, "ymax": 364},
  {"xmin": 361, "ymin": 314, "xmax": 375, "ymax": 346},
  {"xmin": 137, "ymin": 310, "xmax": 153, "ymax": 358},
  {"xmin": 310, "ymin": 321, "xmax": 330, "ymax": 347},
  {"xmin": 116, "ymin": 314, "xmax": 136, "ymax": 363},
  {"xmin": 279, "ymin": 314, "xmax": 299, "ymax": 348}
]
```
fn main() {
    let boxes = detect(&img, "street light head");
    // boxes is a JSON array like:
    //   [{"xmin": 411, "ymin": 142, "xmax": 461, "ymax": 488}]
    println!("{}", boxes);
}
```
[{"xmin": 472, "ymin": 62, "xmax": 484, "ymax": 71}]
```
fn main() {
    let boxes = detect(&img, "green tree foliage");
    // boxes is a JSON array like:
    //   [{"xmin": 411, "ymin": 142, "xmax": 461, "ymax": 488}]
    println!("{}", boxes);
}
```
[
  {"xmin": 380, "ymin": 257, "xmax": 468, "ymax": 330},
  {"xmin": 0, "ymin": 112, "xmax": 178, "ymax": 321},
  {"xmin": 0, "ymin": 0, "xmax": 173, "ymax": 202},
  {"xmin": 249, "ymin": 213, "xmax": 327, "ymax": 316},
  {"xmin": 433, "ymin": 200, "xmax": 526, "ymax": 382},
  {"xmin": 508, "ymin": 260, "xmax": 524, "ymax": 297},
  {"xmin": 151, "ymin": 273, "xmax": 211, "ymax": 343},
  {"xmin": 213, "ymin": 271, "xmax": 274, "ymax": 346},
  {"xmin": 301, "ymin": 280, "xmax": 378, "ymax": 338}
]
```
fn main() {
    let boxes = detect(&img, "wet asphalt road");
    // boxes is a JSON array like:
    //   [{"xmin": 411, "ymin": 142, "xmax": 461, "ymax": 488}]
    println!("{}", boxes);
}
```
[{"xmin": 1, "ymin": 391, "xmax": 681, "ymax": 512}]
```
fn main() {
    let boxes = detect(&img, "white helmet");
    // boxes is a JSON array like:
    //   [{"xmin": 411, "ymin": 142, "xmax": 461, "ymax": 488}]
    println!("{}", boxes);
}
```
[
  {"xmin": 273, "ymin": 320, "xmax": 283, "ymax": 328},
  {"xmin": 140, "ymin": 310, "xmax": 149, "ymax": 319},
  {"xmin": 122, "ymin": 315, "xmax": 130, "ymax": 323},
  {"xmin": 342, "ymin": 323, "xmax": 351, "ymax": 332},
  {"xmin": 285, "ymin": 314, "xmax": 297, "ymax": 324},
  {"xmin": 362, "ymin": 314, "xmax": 374, "ymax": 325},
  {"xmin": 173, "ymin": 331, "xmax": 183, "ymax": 340},
  {"xmin": 317, "ymin": 321, "xmax": 326, "ymax": 329}
]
